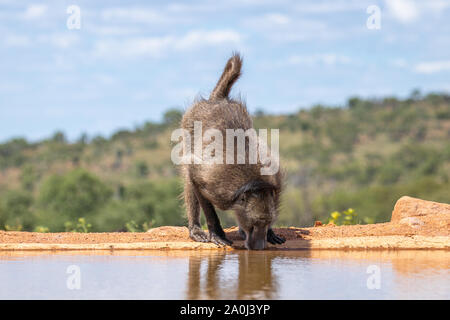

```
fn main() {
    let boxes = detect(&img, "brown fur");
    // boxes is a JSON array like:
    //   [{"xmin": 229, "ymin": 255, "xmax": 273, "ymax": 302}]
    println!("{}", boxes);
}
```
[{"xmin": 180, "ymin": 53, "xmax": 285, "ymax": 249}]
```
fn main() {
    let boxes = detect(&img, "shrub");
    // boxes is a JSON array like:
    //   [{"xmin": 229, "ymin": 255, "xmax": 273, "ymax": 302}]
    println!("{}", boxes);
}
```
[
  {"xmin": 37, "ymin": 169, "xmax": 112, "ymax": 230},
  {"xmin": 0, "ymin": 190, "xmax": 34, "ymax": 230}
]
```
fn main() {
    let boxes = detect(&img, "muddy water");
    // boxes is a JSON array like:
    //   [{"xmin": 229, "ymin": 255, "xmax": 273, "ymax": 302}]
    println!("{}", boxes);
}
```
[{"xmin": 0, "ymin": 250, "xmax": 448, "ymax": 299}]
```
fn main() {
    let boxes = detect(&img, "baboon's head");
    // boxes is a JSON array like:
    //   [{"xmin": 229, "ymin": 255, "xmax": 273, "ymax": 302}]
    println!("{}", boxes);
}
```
[{"xmin": 232, "ymin": 180, "xmax": 279, "ymax": 250}]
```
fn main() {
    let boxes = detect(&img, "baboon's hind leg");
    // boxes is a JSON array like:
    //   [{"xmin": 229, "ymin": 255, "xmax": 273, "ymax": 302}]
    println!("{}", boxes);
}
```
[{"xmin": 185, "ymin": 179, "xmax": 208, "ymax": 242}]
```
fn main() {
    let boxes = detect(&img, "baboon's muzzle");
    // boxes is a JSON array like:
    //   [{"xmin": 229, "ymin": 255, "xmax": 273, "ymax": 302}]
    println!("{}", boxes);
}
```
[{"xmin": 245, "ymin": 226, "xmax": 267, "ymax": 250}]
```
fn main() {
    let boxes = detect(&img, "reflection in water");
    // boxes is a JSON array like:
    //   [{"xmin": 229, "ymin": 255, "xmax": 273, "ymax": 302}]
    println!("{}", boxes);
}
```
[
  {"xmin": 237, "ymin": 252, "xmax": 278, "ymax": 299},
  {"xmin": 0, "ymin": 250, "xmax": 448, "ymax": 299},
  {"xmin": 186, "ymin": 252, "xmax": 281, "ymax": 299},
  {"xmin": 187, "ymin": 252, "xmax": 225, "ymax": 299}
]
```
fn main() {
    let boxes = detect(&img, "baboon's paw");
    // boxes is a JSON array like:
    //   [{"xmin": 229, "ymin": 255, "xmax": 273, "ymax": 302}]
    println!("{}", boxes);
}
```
[
  {"xmin": 267, "ymin": 229, "xmax": 286, "ymax": 245},
  {"xmin": 189, "ymin": 227, "xmax": 209, "ymax": 243},
  {"xmin": 238, "ymin": 228, "xmax": 246, "ymax": 240},
  {"xmin": 209, "ymin": 232, "xmax": 233, "ymax": 247}
]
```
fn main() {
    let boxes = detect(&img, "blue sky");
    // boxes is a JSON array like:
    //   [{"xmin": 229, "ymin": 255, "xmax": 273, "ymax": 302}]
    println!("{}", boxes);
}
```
[{"xmin": 1, "ymin": 0, "xmax": 450, "ymax": 142}]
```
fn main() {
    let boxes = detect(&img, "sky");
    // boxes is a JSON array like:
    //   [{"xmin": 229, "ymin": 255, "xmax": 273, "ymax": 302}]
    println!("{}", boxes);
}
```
[{"xmin": 0, "ymin": 0, "xmax": 450, "ymax": 142}]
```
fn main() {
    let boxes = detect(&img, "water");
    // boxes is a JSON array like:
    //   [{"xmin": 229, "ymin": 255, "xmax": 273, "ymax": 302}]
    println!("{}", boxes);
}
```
[{"xmin": 0, "ymin": 250, "xmax": 448, "ymax": 299}]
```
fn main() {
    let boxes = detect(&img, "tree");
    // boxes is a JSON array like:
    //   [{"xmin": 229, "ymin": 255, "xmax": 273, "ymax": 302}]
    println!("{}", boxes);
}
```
[
  {"xmin": 163, "ymin": 108, "xmax": 183, "ymax": 127},
  {"xmin": 20, "ymin": 164, "xmax": 39, "ymax": 191},
  {"xmin": 0, "ymin": 190, "xmax": 34, "ymax": 230},
  {"xmin": 134, "ymin": 161, "xmax": 149, "ymax": 178},
  {"xmin": 77, "ymin": 133, "xmax": 88, "ymax": 145},
  {"xmin": 409, "ymin": 88, "xmax": 422, "ymax": 101},
  {"xmin": 0, "ymin": 138, "xmax": 28, "ymax": 168},
  {"xmin": 347, "ymin": 96, "xmax": 362, "ymax": 109},
  {"xmin": 51, "ymin": 131, "xmax": 67, "ymax": 143}
]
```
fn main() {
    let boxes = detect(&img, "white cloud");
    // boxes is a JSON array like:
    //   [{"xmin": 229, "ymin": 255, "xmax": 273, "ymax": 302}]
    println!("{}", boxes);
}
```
[
  {"xmin": 0, "ymin": 82, "xmax": 24, "ymax": 93},
  {"xmin": 414, "ymin": 60, "xmax": 450, "ymax": 74},
  {"xmin": 176, "ymin": 30, "xmax": 242, "ymax": 50},
  {"xmin": 265, "ymin": 13, "xmax": 291, "ymax": 24},
  {"xmin": 87, "ymin": 25, "xmax": 141, "ymax": 36},
  {"xmin": 283, "ymin": 53, "xmax": 352, "ymax": 67},
  {"xmin": 374, "ymin": 0, "xmax": 450, "ymax": 24},
  {"xmin": 242, "ymin": 13, "xmax": 347, "ymax": 43},
  {"xmin": 166, "ymin": 2, "xmax": 216, "ymax": 13},
  {"xmin": 4, "ymin": 34, "xmax": 31, "ymax": 47},
  {"xmin": 101, "ymin": 7, "xmax": 171, "ymax": 24},
  {"xmin": 37, "ymin": 33, "xmax": 80, "ymax": 49},
  {"xmin": 294, "ymin": 0, "xmax": 365, "ymax": 13},
  {"xmin": 424, "ymin": 0, "xmax": 450, "ymax": 12},
  {"xmin": 23, "ymin": 4, "xmax": 47, "ymax": 20},
  {"xmin": 3, "ymin": 33, "xmax": 79, "ymax": 49},
  {"xmin": 165, "ymin": 0, "xmax": 284, "ymax": 14},
  {"xmin": 93, "ymin": 30, "xmax": 242, "ymax": 58},
  {"xmin": 92, "ymin": 74, "xmax": 117, "ymax": 85},
  {"xmin": 385, "ymin": 0, "xmax": 419, "ymax": 23},
  {"xmin": 94, "ymin": 36, "xmax": 173, "ymax": 58},
  {"xmin": 258, "ymin": 53, "xmax": 354, "ymax": 71},
  {"xmin": 243, "ymin": 13, "xmax": 292, "ymax": 28},
  {"xmin": 390, "ymin": 58, "xmax": 408, "ymax": 68}
]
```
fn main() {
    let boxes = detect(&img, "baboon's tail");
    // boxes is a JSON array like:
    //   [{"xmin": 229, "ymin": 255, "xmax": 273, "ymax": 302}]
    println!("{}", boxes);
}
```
[{"xmin": 209, "ymin": 52, "xmax": 242, "ymax": 100}]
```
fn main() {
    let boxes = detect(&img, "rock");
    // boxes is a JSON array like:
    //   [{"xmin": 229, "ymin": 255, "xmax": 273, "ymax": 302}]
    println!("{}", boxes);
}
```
[
  {"xmin": 399, "ymin": 217, "xmax": 425, "ymax": 228},
  {"xmin": 146, "ymin": 226, "xmax": 190, "ymax": 240},
  {"xmin": 391, "ymin": 196, "xmax": 450, "ymax": 223}
]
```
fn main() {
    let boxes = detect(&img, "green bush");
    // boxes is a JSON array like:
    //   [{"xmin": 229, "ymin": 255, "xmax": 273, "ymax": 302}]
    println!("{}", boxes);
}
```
[
  {"xmin": 93, "ymin": 178, "xmax": 185, "ymax": 231},
  {"xmin": 0, "ymin": 138, "xmax": 29, "ymax": 168},
  {"xmin": 64, "ymin": 218, "xmax": 92, "ymax": 233},
  {"xmin": 36, "ymin": 169, "xmax": 112, "ymax": 230},
  {"xmin": 0, "ymin": 189, "xmax": 34, "ymax": 230}
]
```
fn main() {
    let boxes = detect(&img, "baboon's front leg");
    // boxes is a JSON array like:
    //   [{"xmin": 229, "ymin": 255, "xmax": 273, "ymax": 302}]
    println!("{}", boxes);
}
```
[
  {"xmin": 185, "ymin": 179, "xmax": 208, "ymax": 242},
  {"xmin": 239, "ymin": 227, "xmax": 285, "ymax": 245},
  {"xmin": 193, "ymin": 187, "xmax": 233, "ymax": 247},
  {"xmin": 267, "ymin": 228, "xmax": 286, "ymax": 244}
]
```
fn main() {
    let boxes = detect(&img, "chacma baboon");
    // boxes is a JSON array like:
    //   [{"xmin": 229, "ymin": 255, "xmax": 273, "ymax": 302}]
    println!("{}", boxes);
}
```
[{"xmin": 180, "ymin": 53, "xmax": 285, "ymax": 250}]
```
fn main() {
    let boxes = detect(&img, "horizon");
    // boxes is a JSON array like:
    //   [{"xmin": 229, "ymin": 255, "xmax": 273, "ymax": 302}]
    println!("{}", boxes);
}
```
[
  {"xmin": 1, "ymin": 0, "xmax": 450, "ymax": 142},
  {"xmin": 1, "ymin": 89, "xmax": 444, "ymax": 144}
]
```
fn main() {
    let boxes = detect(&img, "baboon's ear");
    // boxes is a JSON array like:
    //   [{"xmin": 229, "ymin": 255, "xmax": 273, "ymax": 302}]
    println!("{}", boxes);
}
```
[{"xmin": 233, "ymin": 179, "xmax": 274, "ymax": 203}]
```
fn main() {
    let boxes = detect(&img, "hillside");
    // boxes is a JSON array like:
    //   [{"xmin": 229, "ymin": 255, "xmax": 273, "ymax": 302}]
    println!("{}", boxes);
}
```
[{"xmin": 0, "ymin": 91, "xmax": 449, "ymax": 232}]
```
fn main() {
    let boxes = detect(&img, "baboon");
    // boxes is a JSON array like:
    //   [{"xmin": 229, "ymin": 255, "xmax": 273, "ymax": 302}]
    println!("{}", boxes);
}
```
[{"xmin": 180, "ymin": 53, "xmax": 285, "ymax": 250}]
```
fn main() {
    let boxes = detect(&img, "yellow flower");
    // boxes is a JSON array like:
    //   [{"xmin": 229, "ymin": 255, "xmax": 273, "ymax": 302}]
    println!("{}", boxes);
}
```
[{"xmin": 331, "ymin": 211, "xmax": 341, "ymax": 220}]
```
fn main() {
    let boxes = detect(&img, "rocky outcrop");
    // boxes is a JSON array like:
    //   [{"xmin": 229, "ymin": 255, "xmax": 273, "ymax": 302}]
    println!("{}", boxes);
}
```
[
  {"xmin": 391, "ymin": 196, "xmax": 450, "ymax": 223},
  {"xmin": 0, "ymin": 196, "xmax": 448, "ymax": 251}
]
